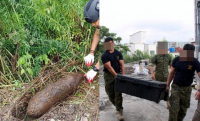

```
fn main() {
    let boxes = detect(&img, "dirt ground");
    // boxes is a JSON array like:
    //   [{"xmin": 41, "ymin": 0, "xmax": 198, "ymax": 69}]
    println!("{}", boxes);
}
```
[{"xmin": 0, "ymin": 75, "xmax": 99, "ymax": 121}]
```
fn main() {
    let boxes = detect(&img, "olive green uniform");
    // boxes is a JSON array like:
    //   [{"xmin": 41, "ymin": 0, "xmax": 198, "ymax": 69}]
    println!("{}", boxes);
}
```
[
  {"xmin": 104, "ymin": 72, "xmax": 123, "ymax": 111},
  {"xmin": 169, "ymin": 83, "xmax": 192, "ymax": 121},
  {"xmin": 149, "ymin": 54, "xmax": 172, "ymax": 82}
]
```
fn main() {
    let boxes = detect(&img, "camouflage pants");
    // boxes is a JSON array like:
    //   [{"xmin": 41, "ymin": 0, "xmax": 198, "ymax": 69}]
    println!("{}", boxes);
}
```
[
  {"xmin": 155, "ymin": 72, "xmax": 168, "ymax": 82},
  {"xmin": 169, "ymin": 83, "xmax": 192, "ymax": 121},
  {"xmin": 103, "ymin": 72, "xmax": 123, "ymax": 111},
  {"xmin": 155, "ymin": 73, "xmax": 170, "ymax": 100}
]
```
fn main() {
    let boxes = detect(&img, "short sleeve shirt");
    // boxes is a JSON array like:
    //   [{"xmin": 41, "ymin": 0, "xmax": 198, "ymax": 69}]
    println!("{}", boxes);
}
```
[
  {"xmin": 149, "ymin": 54, "xmax": 172, "ymax": 74},
  {"xmin": 172, "ymin": 56, "xmax": 200, "ymax": 86},
  {"xmin": 101, "ymin": 49, "xmax": 123, "ymax": 73}
]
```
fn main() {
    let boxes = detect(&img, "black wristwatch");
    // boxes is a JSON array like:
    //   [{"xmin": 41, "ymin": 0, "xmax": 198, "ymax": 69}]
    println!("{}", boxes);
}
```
[
  {"xmin": 198, "ymin": 89, "xmax": 200, "ymax": 92},
  {"xmin": 93, "ymin": 66, "xmax": 99, "ymax": 72}
]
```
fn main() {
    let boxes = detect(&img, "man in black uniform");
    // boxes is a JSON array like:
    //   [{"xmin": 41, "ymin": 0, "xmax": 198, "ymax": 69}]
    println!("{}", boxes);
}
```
[
  {"xmin": 166, "ymin": 44, "xmax": 200, "ymax": 121},
  {"xmin": 101, "ymin": 37, "xmax": 125, "ymax": 120}
]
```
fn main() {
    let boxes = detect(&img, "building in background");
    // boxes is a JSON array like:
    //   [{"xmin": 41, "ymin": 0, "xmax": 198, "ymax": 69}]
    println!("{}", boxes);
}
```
[
  {"xmin": 154, "ymin": 41, "xmax": 188, "ymax": 48},
  {"xmin": 170, "ymin": 42, "xmax": 188, "ymax": 48},
  {"xmin": 168, "ymin": 40, "xmax": 190, "ymax": 57},
  {"xmin": 129, "ymin": 31, "xmax": 146, "ymax": 44},
  {"xmin": 127, "ymin": 31, "xmax": 156, "ymax": 56},
  {"xmin": 144, "ymin": 44, "xmax": 157, "ymax": 55},
  {"xmin": 126, "ymin": 31, "xmax": 191, "ymax": 56},
  {"xmin": 170, "ymin": 47, "xmax": 183, "ymax": 57}
]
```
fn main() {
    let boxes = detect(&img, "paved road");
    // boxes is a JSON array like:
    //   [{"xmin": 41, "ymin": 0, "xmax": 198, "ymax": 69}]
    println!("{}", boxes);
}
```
[{"xmin": 99, "ymin": 75, "xmax": 198, "ymax": 121}]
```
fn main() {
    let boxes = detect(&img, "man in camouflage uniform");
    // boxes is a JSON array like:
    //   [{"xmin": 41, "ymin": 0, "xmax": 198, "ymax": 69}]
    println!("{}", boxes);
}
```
[
  {"xmin": 101, "ymin": 37, "xmax": 125, "ymax": 121},
  {"xmin": 149, "ymin": 41, "xmax": 172, "ymax": 108},
  {"xmin": 149, "ymin": 54, "xmax": 172, "ymax": 82},
  {"xmin": 166, "ymin": 44, "xmax": 200, "ymax": 121}
]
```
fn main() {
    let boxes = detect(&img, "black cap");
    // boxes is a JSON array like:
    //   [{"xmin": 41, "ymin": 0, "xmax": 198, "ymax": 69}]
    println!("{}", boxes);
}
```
[{"xmin": 104, "ymin": 37, "xmax": 113, "ymax": 42}]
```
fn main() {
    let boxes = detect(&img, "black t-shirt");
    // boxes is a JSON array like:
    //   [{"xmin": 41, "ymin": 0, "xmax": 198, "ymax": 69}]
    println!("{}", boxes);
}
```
[
  {"xmin": 101, "ymin": 49, "xmax": 123, "ymax": 73},
  {"xmin": 172, "ymin": 56, "xmax": 200, "ymax": 86}
]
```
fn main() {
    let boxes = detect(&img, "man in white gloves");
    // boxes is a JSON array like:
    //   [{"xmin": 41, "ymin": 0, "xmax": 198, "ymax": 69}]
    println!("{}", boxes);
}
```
[
  {"xmin": 83, "ymin": 0, "xmax": 100, "ymax": 83},
  {"xmin": 101, "ymin": 37, "xmax": 125, "ymax": 120}
]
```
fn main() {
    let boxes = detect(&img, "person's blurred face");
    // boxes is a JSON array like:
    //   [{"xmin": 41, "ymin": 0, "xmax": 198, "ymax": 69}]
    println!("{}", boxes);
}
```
[
  {"xmin": 191, "ymin": 42, "xmax": 195, "ymax": 45},
  {"xmin": 104, "ymin": 41, "xmax": 114, "ymax": 51},
  {"xmin": 179, "ymin": 50, "xmax": 194, "ymax": 61},
  {"xmin": 92, "ymin": 19, "xmax": 99, "ymax": 29},
  {"xmin": 157, "ymin": 41, "xmax": 168, "ymax": 54}
]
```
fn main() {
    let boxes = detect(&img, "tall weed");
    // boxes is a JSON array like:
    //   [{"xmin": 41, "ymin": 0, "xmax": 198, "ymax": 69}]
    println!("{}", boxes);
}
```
[{"xmin": 0, "ymin": 0, "xmax": 96, "ymax": 85}]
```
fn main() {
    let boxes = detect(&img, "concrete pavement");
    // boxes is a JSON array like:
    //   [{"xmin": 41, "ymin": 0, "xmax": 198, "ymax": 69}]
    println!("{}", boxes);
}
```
[{"xmin": 99, "ymin": 76, "xmax": 198, "ymax": 121}]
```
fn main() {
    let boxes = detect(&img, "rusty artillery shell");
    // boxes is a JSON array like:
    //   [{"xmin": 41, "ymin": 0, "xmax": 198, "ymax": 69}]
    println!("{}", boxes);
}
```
[{"xmin": 27, "ymin": 73, "xmax": 83, "ymax": 118}]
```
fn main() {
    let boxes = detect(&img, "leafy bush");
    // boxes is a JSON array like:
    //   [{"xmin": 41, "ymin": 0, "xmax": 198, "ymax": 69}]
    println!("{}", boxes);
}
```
[
  {"xmin": 132, "ymin": 50, "xmax": 153, "ymax": 61},
  {"xmin": 123, "ymin": 54, "xmax": 133, "ymax": 63},
  {"xmin": 0, "ymin": 0, "xmax": 96, "ymax": 85},
  {"xmin": 169, "ymin": 53, "xmax": 175, "ymax": 61}
]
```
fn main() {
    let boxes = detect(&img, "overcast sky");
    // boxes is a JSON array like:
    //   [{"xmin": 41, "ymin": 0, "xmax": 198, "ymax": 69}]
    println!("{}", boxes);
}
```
[{"xmin": 100, "ymin": 0, "xmax": 195, "ymax": 44}]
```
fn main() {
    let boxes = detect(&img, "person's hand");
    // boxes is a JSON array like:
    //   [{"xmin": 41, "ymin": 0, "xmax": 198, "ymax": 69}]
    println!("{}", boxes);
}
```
[
  {"xmin": 151, "ymin": 73, "xmax": 155, "ymax": 80},
  {"xmin": 84, "ymin": 69, "xmax": 97, "ymax": 83},
  {"xmin": 84, "ymin": 54, "xmax": 94, "ymax": 67},
  {"xmin": 195, "ymin": 91, "xmax": 200, "ymax": 100},
  {"xmin": 166, "ymin": 86, "xmax": 169, "ymax": 92}
]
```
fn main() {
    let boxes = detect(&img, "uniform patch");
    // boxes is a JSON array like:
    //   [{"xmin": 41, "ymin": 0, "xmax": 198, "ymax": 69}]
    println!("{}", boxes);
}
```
[
  {"xmin": 188, "ymin": 65, "xmax": 193, "ymax": 70},
  {"xmin": 117, "ymin": 56, "xmax": 119, "ymax": 60}
]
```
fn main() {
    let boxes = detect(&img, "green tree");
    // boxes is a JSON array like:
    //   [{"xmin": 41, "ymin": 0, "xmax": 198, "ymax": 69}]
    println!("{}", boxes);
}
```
[
  {"xmin": 169, "ymin": 53, "xmax": 175, "ymax": 61},
  {"xmin": 0, "ymin": 0, "xmax": 95, "ymax": 85},
  {"xmin": 132, "ymin": 50, "xmax": 153, "ymax": 61},
  {"xmin": 99, "ymin": 26, "xmax": 130, "ymax": 55}
]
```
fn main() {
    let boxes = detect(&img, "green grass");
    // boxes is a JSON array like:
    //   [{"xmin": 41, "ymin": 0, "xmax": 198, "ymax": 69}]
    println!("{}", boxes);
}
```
[{"xmin": 0, "ymin": 0, "xmax": 96, "ymax": 86}]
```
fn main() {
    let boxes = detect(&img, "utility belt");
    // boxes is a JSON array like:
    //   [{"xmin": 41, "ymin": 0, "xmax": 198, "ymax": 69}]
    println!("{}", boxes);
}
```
[{"xmin": 173, "ymin": 82, "xmax": 191, "ymax": 87}]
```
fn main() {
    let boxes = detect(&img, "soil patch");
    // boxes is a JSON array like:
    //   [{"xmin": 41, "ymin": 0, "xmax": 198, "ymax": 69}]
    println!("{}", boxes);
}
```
[{"xmin": 0, "ymin": 71, "xmax": 99, "ymax": 121}]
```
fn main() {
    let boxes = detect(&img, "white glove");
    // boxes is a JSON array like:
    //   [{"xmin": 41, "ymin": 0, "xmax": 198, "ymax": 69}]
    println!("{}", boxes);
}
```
[
  {"xmin": 84, "ymin": 69, "xmax": 97, "ymax": 83},
  {"xmin": 84, "ymin": 54, "xmax": 94, "ymax": 67}
]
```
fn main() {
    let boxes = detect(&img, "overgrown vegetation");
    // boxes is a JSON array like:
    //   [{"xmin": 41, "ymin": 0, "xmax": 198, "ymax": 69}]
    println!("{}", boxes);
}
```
[
  {"xmin": 123, "ymin": 50, "xmax": 153, "ymax": 63},
  {"xmin": 99, "ymin": 26, "xmax": 130, "ymax": 65},
  {"xmin": 123, "ymin": 50, "xmax": 176, "ymax": 64},
  {"xmin": 123, "ymin": 54, "xmax": 134, "ymax": 64},
  {"xmin": 0, "ymin": 1, "xmax": 100, "ymax": 120},
  {"xmin": 132, "ymin": 50, "xmax": 153, "ymax": 61},
  {"xmin": 99, "ymin": 26, "xmax": 130, "ymax": 55},
  {"xmin": 0, "ymin": 0, "xmax": 97, "ymax": 86},
  {"xmin": 169, "ymin": 53, "xmax": 176, "ymax": 61}
]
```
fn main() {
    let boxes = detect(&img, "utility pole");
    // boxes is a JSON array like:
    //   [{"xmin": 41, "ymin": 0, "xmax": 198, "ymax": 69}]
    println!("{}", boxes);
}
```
[{"xmin": 195, "ymin": 0, "xmax": 200, "ymax": 89}]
